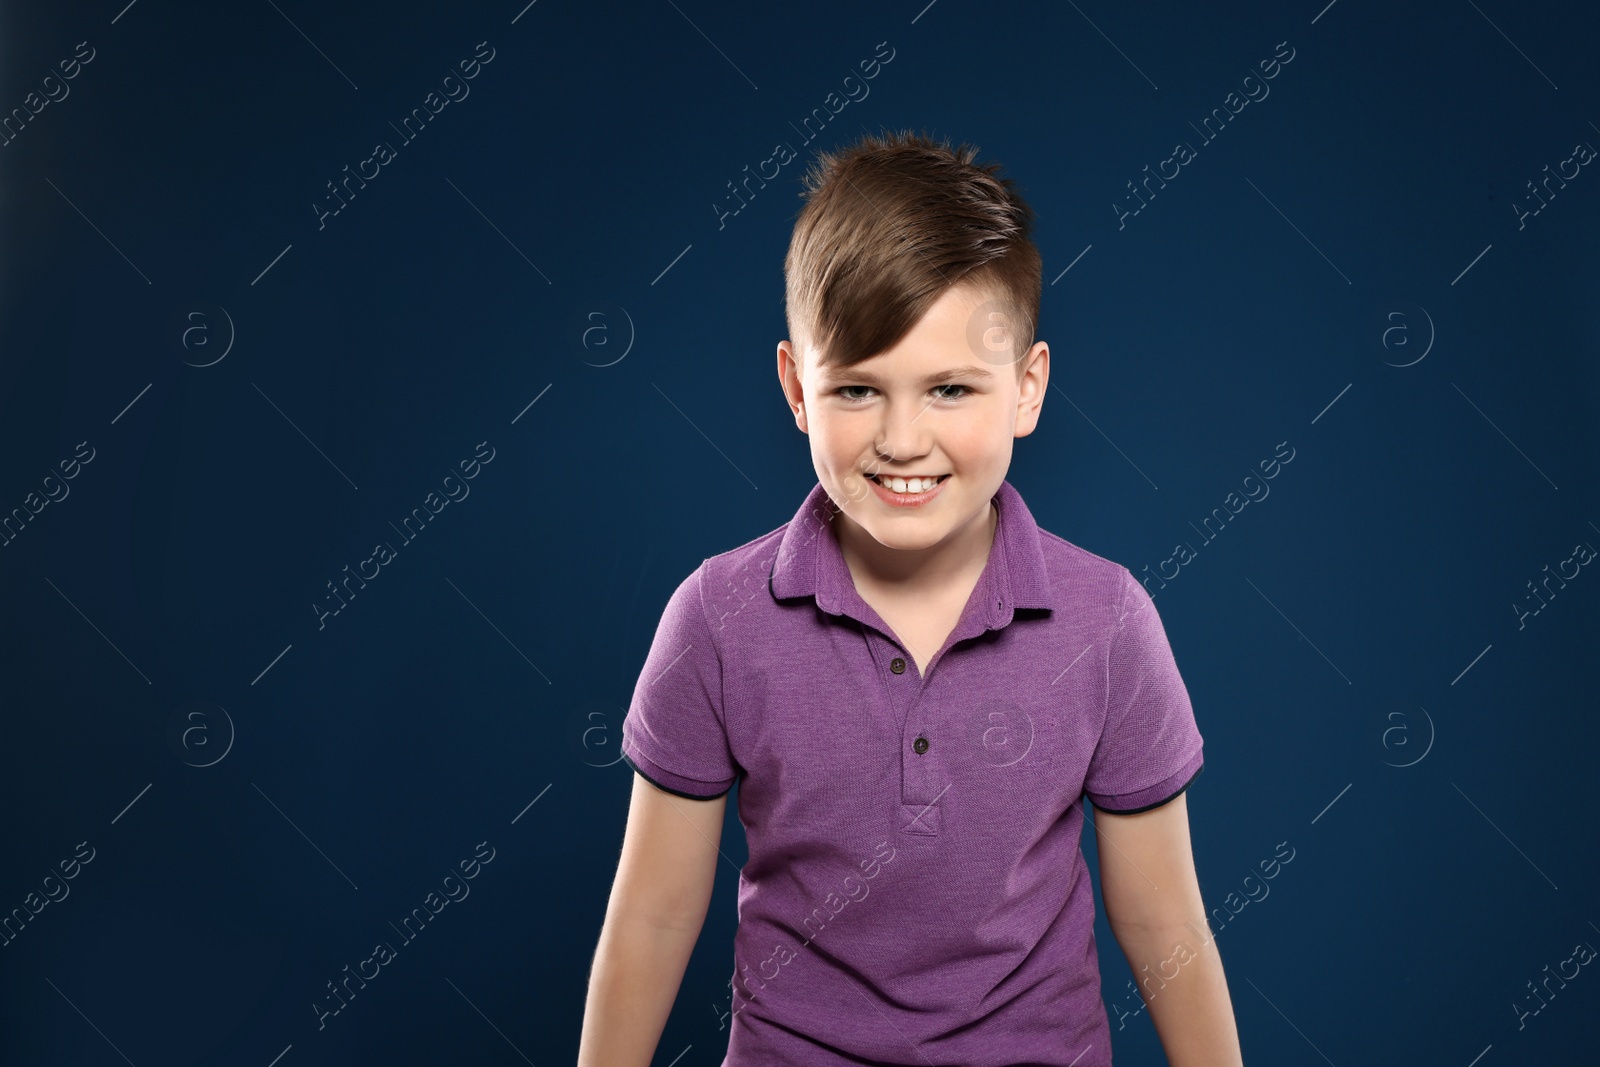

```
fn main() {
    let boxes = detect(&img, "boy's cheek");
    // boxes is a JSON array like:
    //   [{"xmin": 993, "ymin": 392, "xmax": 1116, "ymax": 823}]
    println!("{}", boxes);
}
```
[{"xmin": 837, "ymin": 473, "xmax": 872, "ymax": 503}]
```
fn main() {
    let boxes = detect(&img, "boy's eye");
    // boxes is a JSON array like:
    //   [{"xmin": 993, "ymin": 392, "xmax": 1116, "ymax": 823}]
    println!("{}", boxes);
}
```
[{"xmin": 832, "ymin": 384, "xmax": 972, "ymax": 402}]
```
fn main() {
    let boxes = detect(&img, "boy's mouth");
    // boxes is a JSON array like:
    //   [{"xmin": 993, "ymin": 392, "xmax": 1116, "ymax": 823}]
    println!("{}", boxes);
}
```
[{"xmin": 866, "ymin": 473, "xmax": 950, "ymax": 491}]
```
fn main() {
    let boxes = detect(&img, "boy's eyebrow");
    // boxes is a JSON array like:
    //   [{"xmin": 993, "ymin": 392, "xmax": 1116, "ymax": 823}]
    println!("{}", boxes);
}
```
[{"xmin": 821, "ymin": 365, "xmax": 997, "ymax": 385}]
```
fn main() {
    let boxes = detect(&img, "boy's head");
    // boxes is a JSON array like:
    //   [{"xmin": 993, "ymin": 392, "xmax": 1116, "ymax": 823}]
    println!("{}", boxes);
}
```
[{"xmin": 777, "ymin": 129, "xmax": 1048, "ymax": 556}]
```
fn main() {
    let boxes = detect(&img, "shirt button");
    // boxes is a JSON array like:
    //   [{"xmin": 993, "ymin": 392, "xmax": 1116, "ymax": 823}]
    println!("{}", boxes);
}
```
[
  {"xmin": 890, "ymin": 657, "xmax": 906, "ymax": 674},
  {"xmin": 913, "ymin": 736, "xmax": 929, "ymax": 754}
]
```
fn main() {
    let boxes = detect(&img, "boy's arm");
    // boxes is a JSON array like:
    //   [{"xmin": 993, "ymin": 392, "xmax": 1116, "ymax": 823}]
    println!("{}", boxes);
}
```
[
  {"xmin": 578, "ymin": 772, "xmax": 728, "ymax": 1067},
  {"xmin": 1095, "ymin": 793, "xmax": 1244, "ymax": 1066}
]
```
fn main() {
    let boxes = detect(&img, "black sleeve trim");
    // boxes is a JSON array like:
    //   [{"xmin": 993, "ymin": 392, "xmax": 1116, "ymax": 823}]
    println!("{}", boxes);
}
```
[
  {"xmin": 621, "ymin": 752, "xmax": 732, "ymax": 801},
  {"xmin": 1091, "ymin": 762, "xmax": 1203, "ymax": 815}
]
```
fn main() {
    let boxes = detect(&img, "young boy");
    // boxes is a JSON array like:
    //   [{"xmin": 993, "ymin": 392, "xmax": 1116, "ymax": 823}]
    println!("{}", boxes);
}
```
[{"xmin": 579, "ymin": 130, "xmax": 1242, "ymax": 1066}]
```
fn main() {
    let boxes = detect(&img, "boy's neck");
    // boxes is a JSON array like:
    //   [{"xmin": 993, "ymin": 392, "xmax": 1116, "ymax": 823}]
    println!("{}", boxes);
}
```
[{"xmin": 836, "ymin": 499, "xmax": 999, "ymax": 599}]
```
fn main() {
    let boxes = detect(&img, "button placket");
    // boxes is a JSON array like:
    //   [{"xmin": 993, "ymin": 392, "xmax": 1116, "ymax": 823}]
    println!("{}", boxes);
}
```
[
  {"xmin": 865, "ymin": 630, "xmax": 934, "ymax": 831},
  {"xmin": 893, "ymin": 591, "xmax": 1006, "ymax": 834},
  {"xmin": 881, "ymin": 634, "xmax": 946, "ymax": 833}
]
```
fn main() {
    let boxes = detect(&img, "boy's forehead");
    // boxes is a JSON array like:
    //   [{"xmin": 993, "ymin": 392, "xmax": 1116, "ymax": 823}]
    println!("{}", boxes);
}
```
[
  {"xmin": 811, "ymin": 329, "xmax": 998, "ymax": 381},
  {"xmin": 803, "ymin": 284, "xmax": 1026, "ymax": 380},
  {"xmin": 811, "ymin": 337, "xmax": 1022, "ymax": 384},
  {"xmin": 814, "ymin": 355, "xmax": 998, "ymax": 384}
]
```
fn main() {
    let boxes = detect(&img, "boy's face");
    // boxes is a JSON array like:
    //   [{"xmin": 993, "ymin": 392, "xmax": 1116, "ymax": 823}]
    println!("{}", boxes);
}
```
[{"xmin": 778, "ymin": 282, "xmax": 1048, "ymax": 558}]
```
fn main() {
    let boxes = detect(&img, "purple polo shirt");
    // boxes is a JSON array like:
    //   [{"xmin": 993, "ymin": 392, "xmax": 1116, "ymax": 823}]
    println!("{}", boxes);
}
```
[{"xmin": 621, "ymin": 479, "xmax": 1204, "ymax": 1066}]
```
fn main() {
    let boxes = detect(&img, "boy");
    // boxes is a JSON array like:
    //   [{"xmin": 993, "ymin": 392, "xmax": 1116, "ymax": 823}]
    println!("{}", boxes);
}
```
[{"xmin": 579, "ymin": 130, "xmax": 1242, "ymax": 1066}]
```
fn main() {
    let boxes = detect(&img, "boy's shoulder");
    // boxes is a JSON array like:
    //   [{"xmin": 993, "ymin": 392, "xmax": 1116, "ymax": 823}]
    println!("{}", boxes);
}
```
[
  {"xmin": 1034, "ymin": 525, "xmax": 1137, "ymax": 592},
  {"xmin": 1031, "ymin": 524, "xmax": 1144, "ymax": 625},
  {"xmin": 705, "ymin": 517, "xmax": 790, "ymax": 573},
  {"xmin": 691, "ymin": 520, "xmax": 790, "ymax": 632}
]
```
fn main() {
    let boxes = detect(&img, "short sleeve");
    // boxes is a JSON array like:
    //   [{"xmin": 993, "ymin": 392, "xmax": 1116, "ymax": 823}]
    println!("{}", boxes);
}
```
[
  {"xmin": 620, "ymin": 563, "xmax": 739, "ymax": 800},
  {"xmin": 1083, "ymin": 569, "xmax": 1204, "ymax": 814}
]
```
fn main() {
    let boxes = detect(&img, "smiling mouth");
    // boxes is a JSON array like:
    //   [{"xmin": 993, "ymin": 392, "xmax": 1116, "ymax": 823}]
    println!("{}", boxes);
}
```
[{"xmin": 866, "ymin": 473, "xmax": 950, "ymax": 488}]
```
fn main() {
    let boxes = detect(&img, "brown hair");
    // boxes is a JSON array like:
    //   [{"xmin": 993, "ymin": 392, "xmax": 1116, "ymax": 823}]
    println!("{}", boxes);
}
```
[{"xmin": 784, "ymin": 128, "xmax": 1042, "ymax": 376}]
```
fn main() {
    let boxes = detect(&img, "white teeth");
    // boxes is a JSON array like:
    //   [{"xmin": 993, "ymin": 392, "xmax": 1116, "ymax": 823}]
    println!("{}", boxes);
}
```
[{"xmin": 876, "ymin": 475, "xmax": 942, "ymax": 494}]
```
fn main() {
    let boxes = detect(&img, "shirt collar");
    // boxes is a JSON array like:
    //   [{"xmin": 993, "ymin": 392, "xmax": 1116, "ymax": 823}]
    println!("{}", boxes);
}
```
[{"xmin": 767, "ymin": 478, "xmax": 1055, "ymax": 630}]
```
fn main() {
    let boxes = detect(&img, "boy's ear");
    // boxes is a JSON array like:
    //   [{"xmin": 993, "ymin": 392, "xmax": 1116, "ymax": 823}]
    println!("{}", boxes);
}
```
[
  {"xmin": 777, "ymin": 340, "xmax": 809, "ymax": 434},
  {"xmin": 1013, "ymin": 342, "xmax": 1049, "ymax": 438}
]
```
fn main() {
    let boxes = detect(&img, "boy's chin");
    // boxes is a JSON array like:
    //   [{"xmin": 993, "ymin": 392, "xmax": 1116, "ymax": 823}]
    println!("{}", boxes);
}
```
[
  {"xmin": 848, "ymin": 497, "xmax": 985, "ymax": 545},
  {"xmin": 866, "ymin": 529, "xmax": 949, "ymax": 553}
]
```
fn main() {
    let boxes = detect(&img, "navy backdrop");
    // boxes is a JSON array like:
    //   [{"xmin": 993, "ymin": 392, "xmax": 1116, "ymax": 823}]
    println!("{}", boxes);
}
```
[{"xmin": 2, "ymin": 0, "xmax": 1598, "ymax": 1063}]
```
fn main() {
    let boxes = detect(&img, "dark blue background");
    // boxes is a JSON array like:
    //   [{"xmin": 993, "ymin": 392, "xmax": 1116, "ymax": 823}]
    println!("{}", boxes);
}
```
[{"xmin": 2, "ymin": 0, "xmax": 1597, "ymax": 1063}]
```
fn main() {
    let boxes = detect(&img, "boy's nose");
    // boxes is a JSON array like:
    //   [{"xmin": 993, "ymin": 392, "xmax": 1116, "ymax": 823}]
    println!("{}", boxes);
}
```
[{"xmin": 874, "ymin": 399, "xmax": 935, "ymax": 455}]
